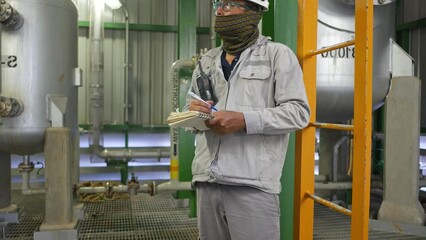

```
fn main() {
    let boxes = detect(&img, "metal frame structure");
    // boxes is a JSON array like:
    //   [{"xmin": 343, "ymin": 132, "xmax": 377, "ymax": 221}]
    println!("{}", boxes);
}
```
[{"xmin": 294, "ymin": 0, "xmax": 374, "ymax": 239}]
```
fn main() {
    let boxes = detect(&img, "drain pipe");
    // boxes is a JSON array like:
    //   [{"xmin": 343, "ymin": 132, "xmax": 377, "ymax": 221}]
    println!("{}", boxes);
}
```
[{"xmin": 19, "ymin": 155, "xmax": 45, "ymax": 195}]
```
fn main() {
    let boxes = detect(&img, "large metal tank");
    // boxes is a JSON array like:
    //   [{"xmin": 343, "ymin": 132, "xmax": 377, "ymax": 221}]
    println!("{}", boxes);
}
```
[
  {"xmin": 317, "ymin": 0, "xmax": 395, "ymax": 122},
  {"xmin": 0, "ymin": 0, "xmax": 78, "ymax": 155}
]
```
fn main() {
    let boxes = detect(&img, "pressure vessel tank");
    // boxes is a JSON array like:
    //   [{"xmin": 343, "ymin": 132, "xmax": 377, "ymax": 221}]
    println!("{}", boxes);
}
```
[
  {"xmin": 0, "ymin": 0, "xmax": 78, "ymax": 155},
  {"xmin": 316, "ymin": 0, "xmax": 395, "ymax": 122}
]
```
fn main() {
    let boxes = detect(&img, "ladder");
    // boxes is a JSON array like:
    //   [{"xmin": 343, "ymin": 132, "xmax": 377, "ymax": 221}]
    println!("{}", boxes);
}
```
[{"xmin": 294, "ymin": 0, "xmax": 374, "ymax": 239}]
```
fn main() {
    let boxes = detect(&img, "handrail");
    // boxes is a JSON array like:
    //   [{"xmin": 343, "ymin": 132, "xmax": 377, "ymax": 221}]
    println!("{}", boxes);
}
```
[{"xmin": 294, "ymin": 0, "xmax": 374, "ymax": 239}]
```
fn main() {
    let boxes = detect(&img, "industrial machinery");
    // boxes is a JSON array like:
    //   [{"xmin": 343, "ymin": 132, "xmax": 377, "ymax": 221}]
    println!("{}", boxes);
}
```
[
  {"xmin": 0, "ymin": 0, "xmax": 80, "ymax": 237},
  {"xmin": 316, "ymin": 0, "xmax": 395, "ymax": 122},
  {"xmin": 1, "ymin": 0, "xmax": 424, "ymax": 239}
]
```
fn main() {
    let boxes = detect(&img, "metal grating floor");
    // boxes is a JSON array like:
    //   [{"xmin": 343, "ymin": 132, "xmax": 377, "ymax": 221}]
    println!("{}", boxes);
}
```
[
  {"xmin": 5, "ymin": 191, "xmax": 198, "ymax": 240},
  {"xmin": 78, "ymin": 192, "xmax": 198, "ymax": 240},
  {"xmin": 314, "ymin": 203, "xmax": 426, "ymax": 240},
  {"xmin": 6, "ymin": 193, "xmax": 45, "ymax": 240},
  {"xmin": 4, "ymin": 190, "xmax": 426, "ymax": 239}
]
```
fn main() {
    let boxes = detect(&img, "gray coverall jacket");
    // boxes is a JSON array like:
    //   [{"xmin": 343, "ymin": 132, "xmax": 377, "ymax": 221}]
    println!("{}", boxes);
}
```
[{"xmin": 185, "ymin": 35, "xmax": 310, "ymax": 194}]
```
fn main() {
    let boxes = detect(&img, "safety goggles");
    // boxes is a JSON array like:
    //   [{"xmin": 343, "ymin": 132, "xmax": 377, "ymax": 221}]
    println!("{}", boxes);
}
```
[{"xmin": 212, "ymin": 1, "xmax": 253, "ymax": 12}]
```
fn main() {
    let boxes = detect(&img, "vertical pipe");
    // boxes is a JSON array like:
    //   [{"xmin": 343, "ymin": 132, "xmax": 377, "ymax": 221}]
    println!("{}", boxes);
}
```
[
  {"xmin": 0, "ymin": 153, "xmax": 11, "ymax": 209},
  {"xmin": 89, "ymin": 0, "xmax": 105, "ymax": 153},
  {"xmin": 121, "ymin": 1, "xmax": 130, "ymax": 123},
  {"xmin": 21, "ymin": 155, "xmax": 31, "ymax": 192}
]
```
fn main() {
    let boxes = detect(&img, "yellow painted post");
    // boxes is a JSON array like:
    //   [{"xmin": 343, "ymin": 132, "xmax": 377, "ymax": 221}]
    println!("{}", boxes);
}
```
[
  {"xmin": 294, "ymin": 0, "xmax": 317, "ymax": 239},
  {"xmin": 351, "ymin": 0, "xmax": 373, "ymax": 239}
]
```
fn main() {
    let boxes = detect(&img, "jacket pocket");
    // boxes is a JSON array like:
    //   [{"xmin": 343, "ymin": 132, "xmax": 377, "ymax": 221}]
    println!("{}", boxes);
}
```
[
  {"xmin": 239, "ymin": 65, "xmax": 271, "ymax": 80},
  {"xmin": 236, "ymin": 65, "xmax": 271, "ymax": 108}
]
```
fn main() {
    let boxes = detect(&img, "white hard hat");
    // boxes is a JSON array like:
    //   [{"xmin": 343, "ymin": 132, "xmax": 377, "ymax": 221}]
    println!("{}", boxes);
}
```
[{"xmin": 246, "ymin": 0, "xmax": 269, "ymax": 11}]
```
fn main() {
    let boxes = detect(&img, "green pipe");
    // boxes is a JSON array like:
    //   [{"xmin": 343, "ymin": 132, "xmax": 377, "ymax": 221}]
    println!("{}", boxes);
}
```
[{"xmin": 177, "ymin": 0, "xmax": 197, "ymax": 218}]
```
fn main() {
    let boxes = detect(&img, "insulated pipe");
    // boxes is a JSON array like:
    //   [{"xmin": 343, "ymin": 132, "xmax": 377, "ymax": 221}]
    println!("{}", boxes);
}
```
[
  {"xmin": 156, "ymin": 181, "xmax": 192, "ymax": 191},
  {"xmin": 121, "ymin": 0, "xmax": 130, "ymax": 123},
  {"xmin": 96, "ymin": 148, "xmax": 170, "ymax": 159},
  {"xmin": 77, "ymin": 181, "xmax": 192, "ymax": 195},
  {"xmin": 169, "ymin": 58, "xmax": 197, "ymax": 182},
  {"xmin": 89, "ymin": 0, "xmax": 105, "ymax": 157}
]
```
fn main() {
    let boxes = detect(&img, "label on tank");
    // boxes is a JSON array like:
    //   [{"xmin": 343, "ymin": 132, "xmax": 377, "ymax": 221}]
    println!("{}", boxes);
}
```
[{"xmin": 1, "ymin": 55, "xmax": 18, "ymax": 68}]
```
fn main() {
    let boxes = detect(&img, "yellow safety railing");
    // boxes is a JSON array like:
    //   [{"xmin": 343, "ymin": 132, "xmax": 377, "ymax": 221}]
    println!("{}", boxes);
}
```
[{"xmin": 294, "ymin": 0, "xmax": 374, "ymax": 239}]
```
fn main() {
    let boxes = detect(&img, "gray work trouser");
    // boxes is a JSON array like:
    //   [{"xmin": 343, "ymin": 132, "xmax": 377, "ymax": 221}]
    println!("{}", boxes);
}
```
[{"xmin": 196, "ymin": 182, "xmax": 280, "ymax": 240}]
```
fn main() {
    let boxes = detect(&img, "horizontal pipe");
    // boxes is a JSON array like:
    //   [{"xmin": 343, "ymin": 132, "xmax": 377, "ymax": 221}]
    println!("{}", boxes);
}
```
[
  {"xmin": 78, "ymin": 185, "xmax": 129, "ymax": 194},
  {"xmin": 77, "ymin": 181, "xmax": 192, "ymax": 195},
  {"xmin": 310, "ymin": 122, "xmax": 354, "ymax": 131},
  {"xmin": 306, "ymin": 39, "xmax": 355, "ymax": 57},
  {"xmin": 95, "ymin": 148, "xmax": 170, "ymax": 159},
  {"xmin": 315, "ymin": 181, "xmax": 383, "ymax": 190},
  {"xmin": 156, "ymin": 181, "xmax": 192, "ymax": 192},
  {"xmin": 306, "ymin": 192, "xmax": 352, "ymax": 216}
]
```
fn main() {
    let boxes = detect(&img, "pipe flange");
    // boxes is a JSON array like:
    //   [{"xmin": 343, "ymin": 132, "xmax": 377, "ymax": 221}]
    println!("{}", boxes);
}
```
[
  {"xmin": 0, "ymin": 101, "xmax": 7, "ymax": 115},
  {"xmin": 0, "ymin": 1, "xmax": 23, "ymax": 30},
  {"xmin": 148, "ymin": 181, "xmax": 156, "ymax": 196},
  {"xmin": 0, "ymin": 97, "xmax": 24, "ymax": 117},
  {"xmin": 0, "ymin": 1, "xmax": 12, "ymax": 21},
  {"xmin": 18, "ymin": 161, "xmax": 35, "ymax": 173},
  {"xmin": 0, "ymin": 97, "xmax": 12, "ymax": 117},
  {"xmin": 9, "ymin": 98, "xmax": 24, "ymax": 117}
]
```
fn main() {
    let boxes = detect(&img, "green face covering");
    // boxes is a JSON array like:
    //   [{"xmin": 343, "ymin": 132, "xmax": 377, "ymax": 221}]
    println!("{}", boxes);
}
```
[{"xmin": 214, "ymin": 10, "xmax": 262, "ymax": 54}]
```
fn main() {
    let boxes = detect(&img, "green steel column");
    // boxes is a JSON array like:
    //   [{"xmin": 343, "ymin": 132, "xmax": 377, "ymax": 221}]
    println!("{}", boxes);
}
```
[
  {"xmin": 178, "ymin": 0, "xmax": 197, "ymax": 217},
  {"xmin": 263, "ymin": 1, "xmax": 298, "ymax": 239}
]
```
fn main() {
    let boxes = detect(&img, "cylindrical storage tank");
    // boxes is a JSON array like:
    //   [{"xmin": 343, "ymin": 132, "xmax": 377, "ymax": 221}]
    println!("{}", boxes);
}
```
[
  {"xmin": 0, "ymin": 0, "xmax": 78, "ymax": 155},
  {"xmin": 317, "ymin": 0, "xmax": 395, "ymax": 123}
]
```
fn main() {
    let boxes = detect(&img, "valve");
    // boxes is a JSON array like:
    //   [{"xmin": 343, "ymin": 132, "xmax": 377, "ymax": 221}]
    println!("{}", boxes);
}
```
[{"xmin": 127, "ymin": 172, "xmax": 139, "ymax": 196}]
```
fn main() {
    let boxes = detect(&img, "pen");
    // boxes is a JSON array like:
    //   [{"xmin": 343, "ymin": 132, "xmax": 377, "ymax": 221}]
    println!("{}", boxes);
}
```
[{"xmin": 189, "ymin": 91, "xmax": 218, "ymax": 111}]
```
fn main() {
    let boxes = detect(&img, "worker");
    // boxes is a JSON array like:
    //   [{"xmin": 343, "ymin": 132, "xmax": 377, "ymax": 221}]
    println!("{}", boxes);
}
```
[{"xmin": 185, "ymin": 0, "xmax": 310, "ymax": 239}]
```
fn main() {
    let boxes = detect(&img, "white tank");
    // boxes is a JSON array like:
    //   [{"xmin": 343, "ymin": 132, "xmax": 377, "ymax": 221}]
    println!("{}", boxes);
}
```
[
  {"xmin": 0, "ymin": 0, "xmax": 78, "ymax": 155},
  {"xmin": 317, "ymin": 0, "xmax": 395, "ymax": 122}
]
